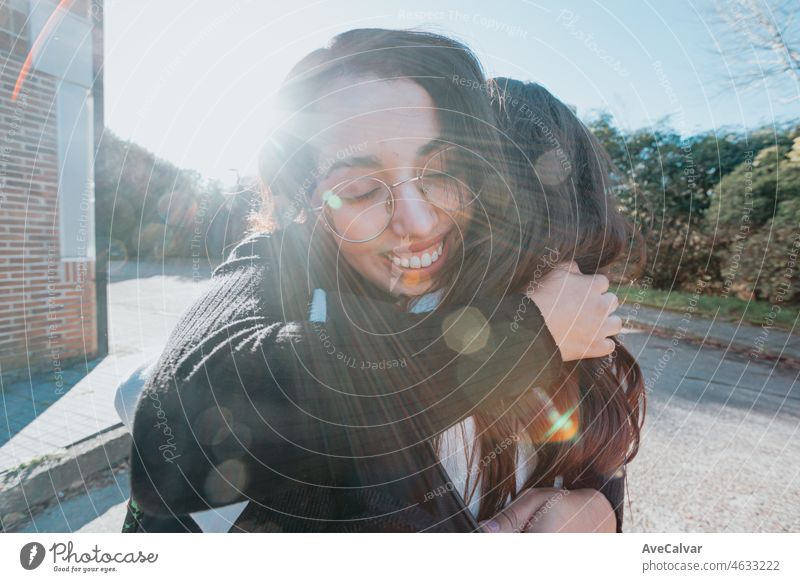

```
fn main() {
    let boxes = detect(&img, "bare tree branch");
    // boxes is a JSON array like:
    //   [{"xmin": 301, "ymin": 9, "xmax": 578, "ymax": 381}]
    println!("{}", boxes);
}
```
[{"xmin": 712, "ymin": 0, "xmax": 800, "ymax": 101}]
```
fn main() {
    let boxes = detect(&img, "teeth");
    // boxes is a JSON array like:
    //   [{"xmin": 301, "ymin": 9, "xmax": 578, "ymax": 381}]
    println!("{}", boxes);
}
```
[{"xmin": 390, "ymin": 240, "xmax": 446, "ymax": 269}]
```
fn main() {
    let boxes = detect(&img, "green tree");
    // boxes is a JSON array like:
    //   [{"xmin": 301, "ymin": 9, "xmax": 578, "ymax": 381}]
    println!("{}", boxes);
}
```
[
  {"xmin": 709, "ymin": 133, "xmax": 800, "ymax": 303},
  {"xmin": 589, "ymin": 118, "xmax": 717, "ymax": 289},
  {"xmin": 95, "ymin": 131, "xmax": 234, "ymax": 260},
  {"xmin": 589, "ymin": 115, "xmax": 793, "ymax": 293}
]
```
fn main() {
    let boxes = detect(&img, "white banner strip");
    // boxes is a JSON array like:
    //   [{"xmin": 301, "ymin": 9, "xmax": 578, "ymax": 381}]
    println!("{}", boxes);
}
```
[{"xmin": 2, "ymin": 533, "xmax": 798, "ymax": 580}]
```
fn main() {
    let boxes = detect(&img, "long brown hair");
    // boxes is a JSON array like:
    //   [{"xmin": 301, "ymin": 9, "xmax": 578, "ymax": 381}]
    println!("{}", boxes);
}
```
[
  {"xmin": 249, "ymin": 30, "xmax": 646, "ymax": 524},
  {"xmin": 433, "ymin": 78, "xmax": 647, "ymax": 521}
]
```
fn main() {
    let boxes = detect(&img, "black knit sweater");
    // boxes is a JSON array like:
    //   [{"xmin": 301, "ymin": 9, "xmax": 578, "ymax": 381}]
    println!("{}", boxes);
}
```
[{"xmin": 127, "ymin": 228, "xmax": 624, "ymax": 532}]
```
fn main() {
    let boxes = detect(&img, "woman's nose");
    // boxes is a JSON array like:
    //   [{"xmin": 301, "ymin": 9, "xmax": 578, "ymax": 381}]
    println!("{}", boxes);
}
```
[{"xmin": 389, "ymin": 180, "xmax": 438, "ymax": 239}]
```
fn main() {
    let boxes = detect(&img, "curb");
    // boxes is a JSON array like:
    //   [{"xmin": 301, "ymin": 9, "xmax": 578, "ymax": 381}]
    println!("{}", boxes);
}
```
[
  {"xmin": 0, "ymin": 425, "xmax": 131, "ymax": 532},
  {"xmin": 617, "ymin": 305, "xmax": 800, "ymax": 365}
]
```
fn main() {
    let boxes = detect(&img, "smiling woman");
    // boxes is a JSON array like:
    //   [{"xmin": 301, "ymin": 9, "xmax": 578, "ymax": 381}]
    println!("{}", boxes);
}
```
[
  {"xmin": 263, "ymin": 40, "xmax": 515, "ymax": 301},
  {"xmin": 126, "ymin": 28, "xmax": 624, "ymax": 533},
  {"xmin": 303, "ymin": 78, "xmax": 473, "ymax": 296}
]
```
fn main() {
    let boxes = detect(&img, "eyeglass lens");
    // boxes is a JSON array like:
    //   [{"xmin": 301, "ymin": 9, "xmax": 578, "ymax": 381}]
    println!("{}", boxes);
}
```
[{"xmin": 319, "ymin": 147, "xmax": 486, "ymax": 243}]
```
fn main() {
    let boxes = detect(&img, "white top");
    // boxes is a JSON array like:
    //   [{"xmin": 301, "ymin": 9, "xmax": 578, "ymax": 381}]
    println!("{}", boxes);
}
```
[{"xmin": 437, "ymin": 416, "xmax": 539, "ymax": 518}]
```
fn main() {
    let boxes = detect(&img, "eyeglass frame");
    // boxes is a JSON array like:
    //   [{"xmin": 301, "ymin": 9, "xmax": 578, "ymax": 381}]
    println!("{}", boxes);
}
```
[{"xmin": 307, "ymin": 145, "xmax": 479, "ymax": 243}]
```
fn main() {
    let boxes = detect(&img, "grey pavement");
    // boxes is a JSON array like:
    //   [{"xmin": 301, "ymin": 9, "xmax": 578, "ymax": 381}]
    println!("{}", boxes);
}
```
[{"xmin": 0, "ymin": 352, "xmax": 155, "ymax": 475}]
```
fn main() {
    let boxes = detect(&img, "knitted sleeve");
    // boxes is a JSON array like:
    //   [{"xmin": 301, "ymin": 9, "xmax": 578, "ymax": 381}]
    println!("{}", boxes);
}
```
[{"xmin": 129, "ymin": 232, "xmax": 564, "ymax": 517}]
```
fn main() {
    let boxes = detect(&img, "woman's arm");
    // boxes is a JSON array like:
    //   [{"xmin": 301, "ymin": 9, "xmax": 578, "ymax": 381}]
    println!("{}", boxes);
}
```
[{"xmin": 129, "ymin": 233, "xmax": 566, "ymax": 517}]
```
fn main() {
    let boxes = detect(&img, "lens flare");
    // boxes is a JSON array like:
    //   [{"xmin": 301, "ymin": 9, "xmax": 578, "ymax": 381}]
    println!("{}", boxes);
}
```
[
  {"xmin": 322, "ymin": 190, "xmax": 342, "ymax": 210},
  {"xmin": 12, "ymin": 0, "xmax": 75, "ymax": 102},
  {"xmin": 541, "ymin": 405, "xmax": 579, "ymax": 443},
  {"xmin": 442, "ymin": 307, "xmax": 491, "ymax": 355},
  {"xmin": 530, "ymin": 387, "xmax": 580, "ymax": 443}
]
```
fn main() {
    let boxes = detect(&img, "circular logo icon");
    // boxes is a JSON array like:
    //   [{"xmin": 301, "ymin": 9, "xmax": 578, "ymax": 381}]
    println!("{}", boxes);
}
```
[{"xmin": 20, "ymin": 542, "xmax": 46, "ymax": 570}]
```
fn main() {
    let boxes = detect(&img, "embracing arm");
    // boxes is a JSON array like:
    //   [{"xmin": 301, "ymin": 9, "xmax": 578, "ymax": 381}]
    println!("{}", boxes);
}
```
[{"xmin": 129, "ymin": 234, "xmax": 563, "ymax": 517}]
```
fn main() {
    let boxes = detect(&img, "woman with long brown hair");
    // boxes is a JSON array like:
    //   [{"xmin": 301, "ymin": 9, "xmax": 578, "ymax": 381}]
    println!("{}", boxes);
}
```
[
  {"xmin": 425, "ymin": 78, "xmax": 646, "ymax": 532},
  {"xmin": 125, "ymin": 29, "xmax": 625, "ymax": 533}
]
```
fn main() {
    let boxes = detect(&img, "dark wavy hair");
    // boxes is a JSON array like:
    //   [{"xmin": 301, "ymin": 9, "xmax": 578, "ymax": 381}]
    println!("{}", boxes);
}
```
[{"xmin": 436, "ymin": 78, "xmax": 647, "ymax": 522}]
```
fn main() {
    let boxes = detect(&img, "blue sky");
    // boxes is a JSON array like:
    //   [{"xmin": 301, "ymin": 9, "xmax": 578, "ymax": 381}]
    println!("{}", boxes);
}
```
[{"xmin": 103, "ymin": 0, "xmax": 799, "ymax": 185}]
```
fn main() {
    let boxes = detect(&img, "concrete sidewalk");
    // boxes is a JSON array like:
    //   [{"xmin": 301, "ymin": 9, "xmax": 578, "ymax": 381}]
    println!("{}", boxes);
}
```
[
  {"xmin": 1, "ymin": 259, "xmax": 215, "ymax": 530},
  {"xmin": 1, "ymin": 265, "xmax": 798, "ymax": 530}
]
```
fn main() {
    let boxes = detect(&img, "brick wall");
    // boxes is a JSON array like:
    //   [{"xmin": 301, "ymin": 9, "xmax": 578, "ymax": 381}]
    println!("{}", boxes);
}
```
[{"xmin": 0, "ymin": 0, "xmax": 98, "ymax": 376}]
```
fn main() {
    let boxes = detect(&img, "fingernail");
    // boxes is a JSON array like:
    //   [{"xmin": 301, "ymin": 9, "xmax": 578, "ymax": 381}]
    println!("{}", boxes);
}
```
[{"xmin": 483, "ymin": 520, "xmax": 500, "ymax": 533}]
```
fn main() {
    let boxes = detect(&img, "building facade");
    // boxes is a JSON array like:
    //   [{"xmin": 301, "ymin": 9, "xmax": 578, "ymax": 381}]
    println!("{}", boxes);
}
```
[{"xmin": 1, "ymin": 0, "xmax": 103, "ymax": 377}]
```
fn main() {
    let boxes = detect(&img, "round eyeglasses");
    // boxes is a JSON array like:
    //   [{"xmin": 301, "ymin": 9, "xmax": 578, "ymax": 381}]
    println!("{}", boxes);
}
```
[{"xmin": 310, "ymin": 146, "xmax": 486, "ymax": 243}]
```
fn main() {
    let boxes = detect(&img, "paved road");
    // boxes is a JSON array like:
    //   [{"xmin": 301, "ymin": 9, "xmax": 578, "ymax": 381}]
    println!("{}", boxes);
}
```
[
  {"xmin": 9, "ymin": 261, "xmax": 800, "ymax": 533},
  {"xmin": 620, "ymin": 330, "xmax": 799, "ymax": 532}
]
